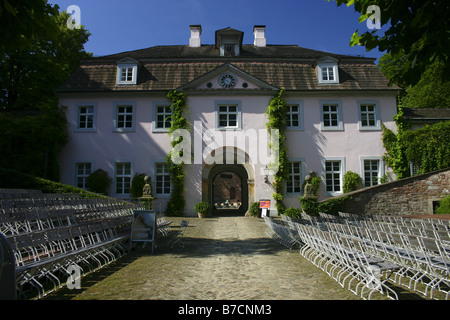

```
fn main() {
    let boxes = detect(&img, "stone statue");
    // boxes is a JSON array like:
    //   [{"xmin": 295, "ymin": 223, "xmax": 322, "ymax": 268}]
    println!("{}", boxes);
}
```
[
  {"xmin": 142, "ymin": 175, "xmax": 153, "ymax": 197},
  {"xmin": 303, "ymin": 175, "xmax": 316, "ymax": 199}
]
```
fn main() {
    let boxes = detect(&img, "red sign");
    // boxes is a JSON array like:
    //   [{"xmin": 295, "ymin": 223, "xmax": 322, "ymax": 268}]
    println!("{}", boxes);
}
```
[{"xmin": 259, "ymin": 200, "xmax": 270, "ymax": 209}]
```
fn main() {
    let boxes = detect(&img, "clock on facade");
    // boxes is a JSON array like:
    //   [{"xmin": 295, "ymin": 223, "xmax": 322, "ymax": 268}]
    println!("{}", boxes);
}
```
[{"xmin": 219, "ymin": 73, "xmax": 236, "ymax": 88}]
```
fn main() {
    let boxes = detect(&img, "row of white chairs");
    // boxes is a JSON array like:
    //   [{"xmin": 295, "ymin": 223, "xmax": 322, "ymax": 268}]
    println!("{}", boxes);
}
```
[
  {"xmin": 326, "ymin": 221, "xmax": 450, "ymax": 298},
  {"xmin": 0, "ymin": 189, "xmax": 44, "ymax": 200},
  {"xmin": 339, "ymin": 220, "xmax": 450, "ymax": 299},
  {"xmin": 0, "ymin": 192, "xmax": 144, "ymax": 299},
  {"xmin": 1, "ymin": 198, "xmax": 140, "ymax": 237},
  {"xmin": 295, "ymin": 220, "xmax": 400, "ymax": 300},
  {"xmin": 360, "ymin": 217, "xmax": 450, "ymax": 243},
  {"xmin": 264, "ymin": 217, "xmax": 302, "ymax": 249},
  {"xmin": 263, "ymin": 214, "xmax": 399, "ymax": 300},
  {"xmin": 6, "ymin": 220, "xmax": 130, "ymax": 299},
  {"xmin": 265, "ymin": 213, "xmax": 450, "ymax": 300}
]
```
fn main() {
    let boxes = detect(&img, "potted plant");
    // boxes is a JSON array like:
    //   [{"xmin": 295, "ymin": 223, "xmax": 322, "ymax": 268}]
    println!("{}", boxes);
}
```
[{"xmin": 194, "ymin": 201, "xmax": 210, "ymax": 218}]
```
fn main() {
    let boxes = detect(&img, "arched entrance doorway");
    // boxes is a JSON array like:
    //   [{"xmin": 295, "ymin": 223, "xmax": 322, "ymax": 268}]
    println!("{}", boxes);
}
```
[
  {"xmin": 209, "ymin": 164, "xmax": 248, "ymax": 215},
  {"xmin": 202, "ymin": 147, "xmax": 255, "ymax": 216}
]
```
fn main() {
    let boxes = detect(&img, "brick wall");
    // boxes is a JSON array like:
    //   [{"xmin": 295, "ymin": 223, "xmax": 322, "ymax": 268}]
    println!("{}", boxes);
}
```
[{"xmin": 335, "ymin": 168, "xmax": 450, "ymax": 216}]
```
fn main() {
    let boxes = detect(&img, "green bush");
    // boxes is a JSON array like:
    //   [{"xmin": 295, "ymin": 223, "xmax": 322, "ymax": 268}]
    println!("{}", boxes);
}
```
[
  {"xmin": 86, "ymin": 169, "xmax": 111, "ymax": 195},
  {"xmin": 0, "ymin": 167, "xmax": 104, "ymax": 198},
  {"xmin": 194, "ymin": 201, "xmax": 210, "ymax": 215},
  {"xmin": 299, "ymin": 196, "xmax": 348, "ymax": 216},
  {"xmin": 284, "ymin": 207, "xmax": 302, "ymax": 219},
  {"xmin": 299, "ymin": 197, "xmax": 319, "ymax": 216},
  {"xmin": 435, "ymin": 196, "xmax": 450, "ymax": 214},
  {"xmin": 130, "ymin": 173, "xmax": 146, "ymax": 198},
  {"xmin": 317, "ymin": 197, "xmax": 348, "ymax": 215},
  {"xmin": 249, "ymin": 202, "xmax": 260, "ymax": 217},
  {"xmin": 343, "ymin": 171, "xmax": 361, "ymax": 193}
]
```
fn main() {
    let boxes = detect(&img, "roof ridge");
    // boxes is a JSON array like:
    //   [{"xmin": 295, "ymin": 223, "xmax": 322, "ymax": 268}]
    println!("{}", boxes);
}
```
[{"xmin": 93, "ymin": 44, "xmax": 374, "ymax": 62}]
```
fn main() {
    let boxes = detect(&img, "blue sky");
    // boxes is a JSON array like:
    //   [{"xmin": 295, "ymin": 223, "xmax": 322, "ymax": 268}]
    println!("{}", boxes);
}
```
[{"xmin": 49, "ymin": 0, "xmax": 387, "ymax": 62}]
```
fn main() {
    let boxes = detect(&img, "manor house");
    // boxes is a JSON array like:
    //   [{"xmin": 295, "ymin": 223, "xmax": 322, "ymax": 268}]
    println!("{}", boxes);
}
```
[{"xmin": 57, "ymin": 25, "xmax": 399, "ymax": 216}]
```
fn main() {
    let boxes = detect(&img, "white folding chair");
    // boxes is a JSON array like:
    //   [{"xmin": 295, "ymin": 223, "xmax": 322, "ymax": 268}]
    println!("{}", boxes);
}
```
[{"xmin": 168, "ymin": 220, "xmax": 189, "ymax": 248}]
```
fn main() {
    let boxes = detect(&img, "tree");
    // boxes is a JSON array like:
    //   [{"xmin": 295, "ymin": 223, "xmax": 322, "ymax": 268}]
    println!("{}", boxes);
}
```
[
  {"xmin": 378, "ymin": 52, "xmax": 409, "ymax": 89},
  {"xmin": 0, "ymin": 3, "xmax": 91, "ymax": 181},
  {"xmin": 0, "ymin": 11, "xmax": 91, "ymax": 111},
  {"xmin": 399, "ymin": 59, "xmax": 450, "ymax": 109},
  {"xmin": 0, "ymin": 0, "xmax": 59, "ymax": 56},
  {"xmin": 331, "ymin": 0, "xmax": 450, "ymax": 86}
]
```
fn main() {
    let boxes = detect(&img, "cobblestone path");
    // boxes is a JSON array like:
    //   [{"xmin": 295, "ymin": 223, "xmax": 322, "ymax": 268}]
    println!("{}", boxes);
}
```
[{"xmin": 47, "ymin": 216, "xmax": 391, "ymax": 300}]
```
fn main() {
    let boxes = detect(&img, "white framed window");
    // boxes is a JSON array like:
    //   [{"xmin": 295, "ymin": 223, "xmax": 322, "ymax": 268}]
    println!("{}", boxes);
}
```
[
  {"xmin": 116, "ymin": 63, "xmax": 137, "ymax": 85},
  {"xmin": 153, "ymin": 103, "xmax": 172, "ymax": 132},
  {"xmin": 115, "ymin": 162, "xmax": 132, "ymax": 195},
  {"xmin": 360, "ymin": 156, "xmax": 384, "ymax": 187},
  {"xmin": 364, "ymin": 159, "xmax": 380, "ymax": 187},
  {"xmin": 410, "ymin": 162, "xmax": 420, "ymax": 176},
  {"xmin": 285, "ymin": 102, "xmax": 304, "ymax": 130},
  {"xmin": 215, "ymin": 100, "xmax": 242, "ymax": 130},
  {"xmin": 358, "ymin": 101, "xmax": 381, "ymax": 130},
  {"xmin": 76, "ymin": 103, "xmax": 96, "ymax": 132},
  {"xmin": 320, "ymin": 101, "xmax": 343, "ymax": 131},
  {"xmin": 121, "ymin": 67, "xmax": 133, "ymax": 82},
  {"xmin": 318, "ymin": 63, "xmax": 339, "ymax": 84},
  {"xmin": 155, "ymin": 163, "xmax": 171, "ymax": 195},
  {"xmin": 287, "ymin": 161, "xmax": 302, "ymax": 194},
  {"xmin": 323, "ymin": 157, "xmax": 345, "ymax": 195},
  {"xmin": 75, "ymin": 162, "xmax": 92, "ymax": 189},
  {"xmin": 114, "ymin": 102, "xmax": 135, "ymax": 132}
]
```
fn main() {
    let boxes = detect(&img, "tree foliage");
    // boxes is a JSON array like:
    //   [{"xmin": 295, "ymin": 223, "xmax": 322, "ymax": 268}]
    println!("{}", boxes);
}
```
[
  {"xmin": 1, "ymin": 10, "xmax": 91, "ymax": 111},
  {"xmin": 0, "ymin": 0, "xmax": 59, "ymax": 56},
  {"xmin": 0, "ymin": 3, "xmax": 91, "ymax": 181},
  {"xmin": 331, "ymin": 0, "xmax": 450, "ymax": 86},
  {"xmin": 399, "ymin": 59, "xmax": 450, "ymax": 109},
  {"xmin": 0, "ymin": 102, "xmax": 68, "ymax": 180}
]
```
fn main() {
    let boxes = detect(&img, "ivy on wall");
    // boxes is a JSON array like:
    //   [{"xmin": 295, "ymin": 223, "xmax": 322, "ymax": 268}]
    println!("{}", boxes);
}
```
[
  {"xmin": 266, "ymin": 89, "xmax": 289, "ymax": 214},
  {"xmin": 382, "ymin": 107, "xmax": 450, "ymax": 179},
  {"xmin": 165, "ymin": 90, "xmax": 190, "ymax": 216}
]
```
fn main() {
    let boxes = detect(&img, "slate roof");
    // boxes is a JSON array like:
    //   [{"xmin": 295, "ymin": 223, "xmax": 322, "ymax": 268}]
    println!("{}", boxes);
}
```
[{"xmin": 57, "ymin": 44, "xmax": 400, "ymax": 93}]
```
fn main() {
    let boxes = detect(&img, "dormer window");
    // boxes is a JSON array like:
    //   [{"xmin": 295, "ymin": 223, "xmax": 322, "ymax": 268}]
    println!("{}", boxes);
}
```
[
  {"xmin": 116, "ymin": 58, "xmax": 138, "ymax": 85},
  {"xmin": 316, "ymin": 57, "xmax": 339, "ymax": 84},
  {"xmin": 215, "ymin": 27, "xmax": 244, "ymax": 57}
]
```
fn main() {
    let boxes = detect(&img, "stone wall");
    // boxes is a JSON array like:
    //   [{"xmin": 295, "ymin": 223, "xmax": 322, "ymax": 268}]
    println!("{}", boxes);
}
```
[{"xmin": 336, "ymin": 168, "xmax": 450, "ymax": 216}]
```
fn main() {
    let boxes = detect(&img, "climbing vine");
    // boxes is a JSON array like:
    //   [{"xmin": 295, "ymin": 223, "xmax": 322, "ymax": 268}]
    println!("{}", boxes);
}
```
[
  {"xmin": 401, "ymin": 121, "xmax": 450, "ymax": 174},
  {"xmin": 382, "ymin": 107, "xmax": 450, "ymax": 179},
  {"xmin": 266, "ymin": 89, "xmax": 289, "ymax": 214},
  {"xmin": 165, "ymin": 90, "xmax": 190, "ymax": 216}
]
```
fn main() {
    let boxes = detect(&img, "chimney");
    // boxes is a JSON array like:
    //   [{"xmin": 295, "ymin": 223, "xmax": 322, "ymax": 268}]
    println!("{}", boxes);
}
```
[
  {"xmin": 189, "ymin": 25, "xmax": 202, "ymax": 47},
  {"xmin": 253, "ymin": 25, "xmax": 266, "ymax": 47}
]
